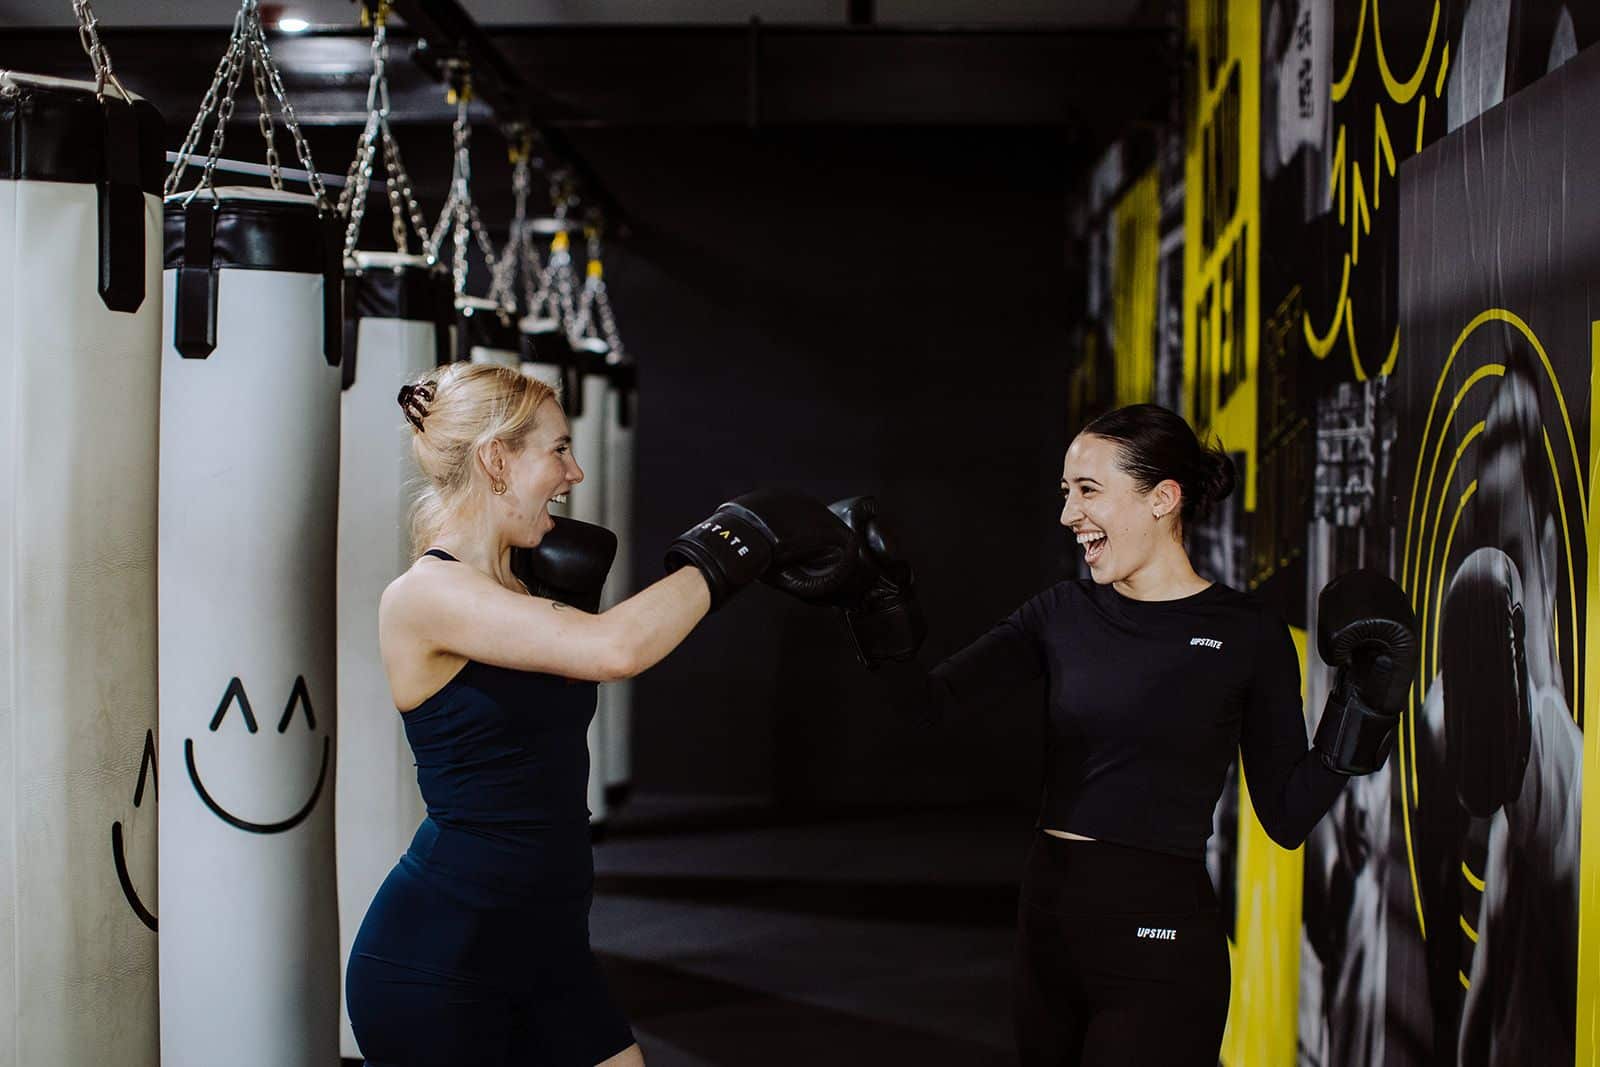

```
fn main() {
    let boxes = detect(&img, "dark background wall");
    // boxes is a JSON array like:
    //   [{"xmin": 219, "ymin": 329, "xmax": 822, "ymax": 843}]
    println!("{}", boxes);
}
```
[
  {"xmin": 563, "ymin": 127, "xmax": 1074, "ymax": 810},
  {"xmin": 0, "ymin": 15, "xmax": 1121, "ymax": 814},
  {"xmin": 0, "ymin": 16, "xmax": 1154, "ymax": 816}
]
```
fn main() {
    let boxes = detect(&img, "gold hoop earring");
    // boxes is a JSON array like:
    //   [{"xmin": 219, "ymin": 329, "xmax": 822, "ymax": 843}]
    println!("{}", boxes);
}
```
[{"xmin": 491, "ymin": 479, "xmax": 507, "ymax": 496}]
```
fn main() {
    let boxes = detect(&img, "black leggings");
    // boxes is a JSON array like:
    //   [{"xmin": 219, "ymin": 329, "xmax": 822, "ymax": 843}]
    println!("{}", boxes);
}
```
[{"xmin": 1014, "ymin": 834, "xmax": 1230, "ymax": 1067}]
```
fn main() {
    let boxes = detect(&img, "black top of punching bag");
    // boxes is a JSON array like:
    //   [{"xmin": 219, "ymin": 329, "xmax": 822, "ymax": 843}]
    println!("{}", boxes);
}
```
[
  {"xmin": 343, "ymin": 252, "xmax": 454, "ymax": 388},
  {"xmin": 2, "ymin": 73, "xmax": 166, "ymax": 312},
  {"xmin": 162, "ymin": 189, "xmax": 334, "ymax": 274},
  {"xmin": 456, "ymin": 296, "xmax": 523, "ymax": 355},
  {"xmin": 346, "ymin": 252, "xmax": 451, "ymax": 323},
  {"xmin": 163, "ymin": 189, "xmax": 343, "ymax": 364},
  {"xmin": 0, "ymin": 72, "xmax": 164, "ymax": 191}
]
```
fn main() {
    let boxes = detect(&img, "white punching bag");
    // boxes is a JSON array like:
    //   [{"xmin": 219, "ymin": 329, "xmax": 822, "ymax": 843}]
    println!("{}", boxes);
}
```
[
  {"xmin": 602, "ymin": 361, "xmax": 637, "ymax": 807},
  {"xmin": 518, "ymin": 316, "xmax": 572, "ymax": 511},
  {"xmin": 0, "ymin": 72, "xmax": 162, "ymax": 1067},
  {"xmin": 519, "ymin": 319, "xmax": 567, "ymax": 391},
  {"xmin": 567, "ymin": 351, "xmax": 611, "ymax": 831},
  {"xmin": 520, "ymin": 322, "xmax": 608, "ymax": 828},
  {"xmin": 335, "ymin": 251, "xmax": 446, "ymax": 1059},
  {"xmin": 159, "ymin": 187, "xmax": 343, "ymax": 1067}
]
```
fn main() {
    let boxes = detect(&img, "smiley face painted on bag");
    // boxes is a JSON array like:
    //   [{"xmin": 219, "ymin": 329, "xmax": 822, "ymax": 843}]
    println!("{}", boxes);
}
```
[
  {"xmin": 184, "ymin": 675, "xmax": 330, "ymax": 834},
  {"xmin": 112, "ymin": 727, "xmax": 159, "ymax": 930}
]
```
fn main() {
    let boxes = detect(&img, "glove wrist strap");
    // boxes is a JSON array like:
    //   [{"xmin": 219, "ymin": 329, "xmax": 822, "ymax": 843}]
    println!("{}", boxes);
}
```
[{"xmin": 1314, "ymin": 672, "xmax": 1401, "ymax": 775}]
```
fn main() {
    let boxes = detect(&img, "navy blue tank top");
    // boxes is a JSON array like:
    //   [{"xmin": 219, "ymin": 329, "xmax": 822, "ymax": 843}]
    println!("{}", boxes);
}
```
[{"xmin": 402, "ymin": 549, "xmax": 598, "ymax": 836}]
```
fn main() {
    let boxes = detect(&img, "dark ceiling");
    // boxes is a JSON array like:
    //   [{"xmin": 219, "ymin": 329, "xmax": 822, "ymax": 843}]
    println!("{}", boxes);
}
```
[{"xmin": 0, "ymin": 0, "xmax": 1177, "ymax": 232}]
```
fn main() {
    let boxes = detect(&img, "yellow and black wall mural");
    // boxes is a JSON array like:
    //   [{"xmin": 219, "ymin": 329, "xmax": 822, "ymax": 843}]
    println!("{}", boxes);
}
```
[{"xmin": 1068, "ymin": 3, "xmax": 1598, "ymax": 1064}]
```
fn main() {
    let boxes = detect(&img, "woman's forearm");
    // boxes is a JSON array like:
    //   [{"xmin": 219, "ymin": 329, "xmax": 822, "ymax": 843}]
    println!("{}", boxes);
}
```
[{"xmin": 602, "ymin": 567, "xmax": 712, "ymax": 678}]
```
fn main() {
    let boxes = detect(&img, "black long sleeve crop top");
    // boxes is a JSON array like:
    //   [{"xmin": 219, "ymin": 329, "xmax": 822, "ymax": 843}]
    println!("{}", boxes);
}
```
[{"xmin": 882, "ymin": 579, "xmax": 1348, "ymax": 858}]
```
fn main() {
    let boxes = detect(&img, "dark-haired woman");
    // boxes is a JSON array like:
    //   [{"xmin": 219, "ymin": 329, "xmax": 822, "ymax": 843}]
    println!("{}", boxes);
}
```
[{"xmin": 776, "ymin": 404, "xmax": 1415, "ymax": 1066}]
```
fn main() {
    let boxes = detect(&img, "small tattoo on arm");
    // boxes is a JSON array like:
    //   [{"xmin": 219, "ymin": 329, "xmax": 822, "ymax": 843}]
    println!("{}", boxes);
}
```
[{"xmin": 550, "ymin": 601, "xmax": 569, "ymax": 611}]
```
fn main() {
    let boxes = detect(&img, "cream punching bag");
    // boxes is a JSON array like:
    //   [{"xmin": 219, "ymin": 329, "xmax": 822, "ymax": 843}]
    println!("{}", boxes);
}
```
[
  {"xmin": 602, "ymin": 361, "xmax": 638, "ymax": 807},
  {"xmin": 335, "ymin": 252, "xmax": 448, "ymax": 1058},
  {"xmin": 158, "ymin": 187, "xmax": 344, "ymax": 1067},
  {"xmin": 0, "ymin": 71, "xmax": 163, "ymax": 1067}
]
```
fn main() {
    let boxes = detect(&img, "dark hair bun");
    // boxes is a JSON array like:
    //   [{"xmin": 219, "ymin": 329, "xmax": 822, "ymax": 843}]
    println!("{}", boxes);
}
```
[
  {"xmin": 1194, "ymin": 446, "xmax": 1237, "ymax": 516},
  {"xmin": 1079, "ymin": 403, "xmax": 1234, "ymax": 524}
]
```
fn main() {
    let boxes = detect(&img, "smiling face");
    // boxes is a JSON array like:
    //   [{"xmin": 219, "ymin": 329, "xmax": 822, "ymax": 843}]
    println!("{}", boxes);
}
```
[
  {"xmin": 185, "ymin": 675, "xmax": 329, "ymax": 835},
  {"xmin": 1060, "ymin": 432, "xmax": 1180, "ymax": 585},
  {"xmin": 485, "ymin": 396, "xmax": 584, "ymax": 548}
]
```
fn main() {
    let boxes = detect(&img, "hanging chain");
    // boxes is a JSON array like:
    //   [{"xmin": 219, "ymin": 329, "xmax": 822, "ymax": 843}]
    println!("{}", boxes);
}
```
[
  {"xmin": 487, "ymin": 138, "xmax": 531, "ymax": 308},
  {"xmin": 427, "ymin": 89, "xmax": 505, "ymax": 301},
  {"xmin": 165, "ymin": 0, "xmax": 328, "ymax": 209},
  {"xmin": 165, "ymin": 4, "xmax": 249, "ymax": 197},
  {"xmin": 188, "ymin": 33, "xmax": 248, "ymax": 202},
  {"xmin": 572, "ymin": 222, "xmax": 625, "ymax": 359},
  {"xmin": 341, "ymin": 7, "xmax": 430, "ymax": 260},
  {"xmin": 525, "ymin": 175, "xmax": 580, "ymax": 333},
  {"xmin": 552, "ymin": 233, "xmax": 580, "ymax": 342},
  {"xmin": 72, "ymin": 0, "xmax": 131, "ymax": 103},
  {"xmin": 248, "ymin": 11, "xmax": 328, "ymax": 207},
  {"xmin": 382, "ymin": 129, "xmax": 432, "ymax": 251},
  {"xmin": 467, "ymin": 203, "xmax": 500, "ymax": 273},
  {"xmin": 571, "ymin": 222, "xmax": 600, "ymax": 338},
  {"xmin": 249, "ymin": 38, "xmax": 283, "ymax": 190},
  {"xmin": 517, "ymin": 217, "xmax": 547, "ymax": 316},
  {"xmin": 339, "ymin": 113, "xmax": 379, "ymax": 251},
  {"xmin": 448, "ymin": 96, "xmax": 474, "ymax": 296},
  {"xmin": 425, "ymin": 186, "xmax": 458, "ymax": 263}
]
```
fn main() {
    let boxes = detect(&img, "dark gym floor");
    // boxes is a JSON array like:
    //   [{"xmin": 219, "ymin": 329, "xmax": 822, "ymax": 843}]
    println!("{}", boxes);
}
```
[
  {"xmin": 593, "ymin": 798, "xmax": 1026, "ymax": 1066},
  {"xmin": 346, "ymin": 797, "xmax": 1028, "ymax": 1066}
]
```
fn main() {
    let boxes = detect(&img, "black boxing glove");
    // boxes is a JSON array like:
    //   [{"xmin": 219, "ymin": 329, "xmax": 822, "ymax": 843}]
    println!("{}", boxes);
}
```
[
  {"xmin": 664, "ymin": 489, "xmax": 859, "ymax": 611},
  {"xmin": 511, "ymin": 516, "xmax": 618, "ymax": 613},
  {"xmin": 1313, "ymin": 569, "xmax": 1420, "ymax": 775},
  {"xmin": 761, "ymin": 495, "xmax": 927, "ymax": 667},
  {"xmin": 824, "ymin": 496, "xmax": 926, "ymax": 668}
]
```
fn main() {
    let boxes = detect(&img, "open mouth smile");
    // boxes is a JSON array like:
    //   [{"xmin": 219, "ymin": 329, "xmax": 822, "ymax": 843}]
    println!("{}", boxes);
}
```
[{"xmin": 1077, "ymin": 530, "xmax": 1107, "ymax": 566}]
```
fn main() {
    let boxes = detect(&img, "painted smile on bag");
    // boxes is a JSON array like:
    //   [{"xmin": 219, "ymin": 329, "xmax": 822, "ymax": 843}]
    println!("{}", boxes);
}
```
[
  {"xmin": 185, "ymin": 675, "xmax": 331, "ymax": 834},
  {"xmin": 111, "ymin": 727, "xmax": 159, "ymax": 931}
]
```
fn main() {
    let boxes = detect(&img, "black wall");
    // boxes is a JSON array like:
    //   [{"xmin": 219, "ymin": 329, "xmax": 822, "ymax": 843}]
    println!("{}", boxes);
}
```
[{"xmin": 565, "ymin": 127, "xmax": 1076, "ymax": 811}]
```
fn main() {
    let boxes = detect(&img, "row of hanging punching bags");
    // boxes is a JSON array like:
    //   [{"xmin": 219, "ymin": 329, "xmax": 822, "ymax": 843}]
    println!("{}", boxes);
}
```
[
  {"xmin": 0, "ymin": 74, "xmax": 636, "ymax": 1067},
  {"xmin": 461, "ymin": 297, "xmax": 639, "ymax": 833}
]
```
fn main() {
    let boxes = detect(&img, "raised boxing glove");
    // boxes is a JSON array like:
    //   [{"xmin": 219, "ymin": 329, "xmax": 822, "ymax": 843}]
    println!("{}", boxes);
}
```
[
  {"xmin": 511, "ymin": 516, "xmax": 618, "ymax": 613},
  {"xmin": 664, "ymin": 488, "xmax": 860, "ymax": 611},
  {"xmin": 824, "ymin": 496, "xmax": 925, "ymax": 668},
  {"xmin": 1313, "ymin": 568, "xmax": 1420, "ymax": 775}
]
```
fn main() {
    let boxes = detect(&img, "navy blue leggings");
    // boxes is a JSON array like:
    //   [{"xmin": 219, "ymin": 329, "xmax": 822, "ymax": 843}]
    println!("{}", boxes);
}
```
[
  {"xmin": 347, "ymin": 950, "xmax": 632, "ymax": 1066},
  {"xmin": 346, "ymin": 821, "xmax": 634, "ymax": 1067}
]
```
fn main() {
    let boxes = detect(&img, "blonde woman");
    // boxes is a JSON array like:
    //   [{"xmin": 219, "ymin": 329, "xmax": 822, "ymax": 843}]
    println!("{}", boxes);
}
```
[{"xmin": 346, "ymin": 362, "xmax": 853, "ymax": 1067}]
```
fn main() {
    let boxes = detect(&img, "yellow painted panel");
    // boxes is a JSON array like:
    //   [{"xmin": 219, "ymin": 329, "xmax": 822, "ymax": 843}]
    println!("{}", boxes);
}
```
[
  {"xmin": 1224, "ymin": 625, "xmax": 1309, "ymax": 1066},
  {"xmin": 1575, "ymin": 319, "xmax": 1600, "ymax": 1066},
  {"xmin": 1184, "ymin": 0, "xmax": 1260, "ymax": 509},
  {"xmin": 1112, "ymin": 167, "xmax": 1161, "ymax": 408}
]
